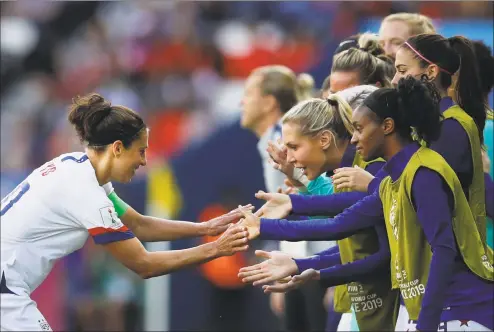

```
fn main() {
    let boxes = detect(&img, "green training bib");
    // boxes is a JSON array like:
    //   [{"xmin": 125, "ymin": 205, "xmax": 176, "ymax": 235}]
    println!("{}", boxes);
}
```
[
  {"xmin": 333, "ymin": 153, "xmax": 400, "ymax": 330},
  {"xmin": 379, "ymin": 147, "xmax": 494, "ymax": 320}
]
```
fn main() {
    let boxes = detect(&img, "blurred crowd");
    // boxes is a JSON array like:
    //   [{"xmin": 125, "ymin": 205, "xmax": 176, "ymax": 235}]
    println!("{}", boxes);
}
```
[
  {"xmin": 1, "ymin": 1, "xmax": 492, "ymax": 331},
  {"xmin": 2, "ymin": 1, "xmax": 491, "ymax": 172}
]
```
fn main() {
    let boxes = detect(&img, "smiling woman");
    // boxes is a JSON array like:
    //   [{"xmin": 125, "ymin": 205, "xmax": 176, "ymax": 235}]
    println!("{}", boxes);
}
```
[
  {"xmin": 0, "ymin": 92, "xmax": 251, "ymax": 331},
  {"xmin": 68, "ymin": 93, "xmax": 148, "ymax": 184},
  {"xmin": 281, "ymin": 95, "xmax": 354, "ymax": 180}
]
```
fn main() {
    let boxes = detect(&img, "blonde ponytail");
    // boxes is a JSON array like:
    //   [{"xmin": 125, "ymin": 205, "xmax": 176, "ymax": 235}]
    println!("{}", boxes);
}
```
[
  {"xmin": 327, "ymin": 94, "xmax": 354, "ymax": 137},
  {"xmin": 282, "ymin": 97, "xmax": 353, "ymax": 143}
]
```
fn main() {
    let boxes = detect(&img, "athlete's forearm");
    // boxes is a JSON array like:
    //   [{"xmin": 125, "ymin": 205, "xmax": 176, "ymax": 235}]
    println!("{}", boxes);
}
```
[
  {"xmin": 110, "ymin": 193, "xmax": 208, "ymax": 242},
  {"xmin": 294, "ymin": 251, "xmax": 342, "ymax": 272},
  {"xmin": 315, "ymin": 244, "xmax": 340, "ymax": 256},
  {"xmin": 260, "ymin": 191, "xmax": 383, "ymax": 241},
  {"xmin": 318, "ymin": 250, "xmax": 390, "ymax": 288},
  {"xmin": 289, "ymin": 192, "xmax": 367, "ymax": 217},
  {"xmin": 319, "ymin": 225, "xmax": 390, "ymax": 288},
  {"xmin": 141, "ymin": 242, "xmax": 218, "ymax": 278},
  {"xmin": 129, "ymin": 213, "xmax": 208, "ymax": 242}
]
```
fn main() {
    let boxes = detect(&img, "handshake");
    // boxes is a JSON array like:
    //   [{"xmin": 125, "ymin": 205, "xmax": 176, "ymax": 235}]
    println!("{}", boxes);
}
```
[
  {"xmin": 208, "ymin": 191, "xmax": 318, "ymax": 294},
  {"xmin": 210, "ymin": 190, "xmax": 292, "ymax": 256}
]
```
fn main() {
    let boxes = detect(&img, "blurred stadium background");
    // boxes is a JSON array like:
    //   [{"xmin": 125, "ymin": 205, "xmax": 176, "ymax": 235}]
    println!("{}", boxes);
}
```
[{"xmin": 1, "ymin": 1, "xmax": 492, "ymax": 331}]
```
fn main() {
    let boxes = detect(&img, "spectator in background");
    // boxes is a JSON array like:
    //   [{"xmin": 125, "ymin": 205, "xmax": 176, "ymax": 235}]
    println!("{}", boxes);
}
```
[
  {"xmin": 240, "ymin": 65, "xmax": 313, "ymax": 195},
  {"xmin": 378, "ymin": 12, "xmax": 435, "ymax": 59}
]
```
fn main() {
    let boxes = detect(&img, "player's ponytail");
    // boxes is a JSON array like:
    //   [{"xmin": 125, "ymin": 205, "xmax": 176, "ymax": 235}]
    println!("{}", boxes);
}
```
[
  {"xmin": 402, "ymin": 34, "xmax": 485, "ymax": 143},
  {"xmin": 327, "ymin": 94, "xmax": 354, "ymax": 140},
  {"xmin": 472, "ymin": 40, "xmax": 494, "ymax": 100},
  {"xmin": 68, "ymin": 93, "xmax": 146, "ymax": 150},
  {"xmin": 448, "ymin": 36, "xmax": 487, "ymax": 142},
  {"xmin": 282, "ymin": 96, "xmax": 353, "ymax": 145}
]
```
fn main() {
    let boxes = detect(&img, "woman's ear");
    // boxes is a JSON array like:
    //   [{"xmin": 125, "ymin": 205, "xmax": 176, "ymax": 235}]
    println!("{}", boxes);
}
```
[
  {"xmin": 426, "ymin": 64, "xmax": 440, "ymax": 81},
  {"xmin": 112, "ymin": 140, "xmax": 124, "ymax": 157},
  {"xmin": 382, "ymin": 117, "xmax": 395, "ymax": 136},
  {"xmin": 319, "ymin": 130, "xmax": 334, "ymax": 150}
]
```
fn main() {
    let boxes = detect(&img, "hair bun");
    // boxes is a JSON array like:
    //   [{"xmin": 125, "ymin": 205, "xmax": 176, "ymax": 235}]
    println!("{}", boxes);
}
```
[
  {"xmin": 68, "ymin": 93, "xmax": 113, "ymax": 143},
  {"xmin": 87, "ymin": 93, "xmax": 106, "ymax": 106},
  {"xmin": 357, "ymin": 33, "xmax": 385, "ymax": 58}
]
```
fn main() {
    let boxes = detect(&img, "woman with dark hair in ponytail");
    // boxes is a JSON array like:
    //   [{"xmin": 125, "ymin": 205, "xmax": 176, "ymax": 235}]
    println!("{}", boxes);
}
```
[
  {"xmin": 389, "ymin": 34, "xmax": 491, "ymax": 244},
  {"xmin": 325, "ymin": 34, "xmax": 492, "ymax": 244},
  {"xmin": 238, "ymin": 76, "xmax": 494, "ymax": 331},
  {"xmin": 259, "ymin": 34, "xmax": 492, "ymax": 239}
]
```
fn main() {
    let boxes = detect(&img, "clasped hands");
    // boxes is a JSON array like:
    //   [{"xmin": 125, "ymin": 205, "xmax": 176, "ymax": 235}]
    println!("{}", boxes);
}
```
[
  {"xmin": 232, "ymin": 196, "xmax": 318, "ymax": 294},
  {"xmin": 234, "ymin": 190, "xmax": 293, "ymax": 241},
  {"xmin": 226, "ymin": 139, "xmax": 377, "ymax": 293}
]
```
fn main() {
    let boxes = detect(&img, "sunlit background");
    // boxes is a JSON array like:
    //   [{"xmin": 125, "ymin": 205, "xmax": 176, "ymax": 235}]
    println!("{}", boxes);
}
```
[{"xmin": 1, "ymin": 1, "xmax": 492, "ymax": 331}]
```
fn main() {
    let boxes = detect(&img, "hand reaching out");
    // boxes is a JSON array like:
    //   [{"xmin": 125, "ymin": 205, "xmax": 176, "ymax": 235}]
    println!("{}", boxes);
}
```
[
  {"xmin": 238, "ymin": 250, "xmax": 298, "ymax": 286},
  {"xmin": 254, "ymin": 191, "xmax": 292, "ymax": 219},
  {"xmin": 214, "ymin": 224, "xmax": 249, "ymax": 256},
  {"xmin": 206, "ymin": 204, "xmax": 254, "ymax": 236},
  {"xmin": 237, "ymin": 205, "xmax": 262, "ymax": 240},
  {"xmin": 262, "ymin": 269, "xmax": 320, "ymax": 294}
]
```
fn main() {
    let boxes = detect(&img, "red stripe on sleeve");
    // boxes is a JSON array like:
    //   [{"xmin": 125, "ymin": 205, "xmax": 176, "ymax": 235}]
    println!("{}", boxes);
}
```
[{"xmin": 88, "ymin": 225, "xmax": 130, "ymax": 236}]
